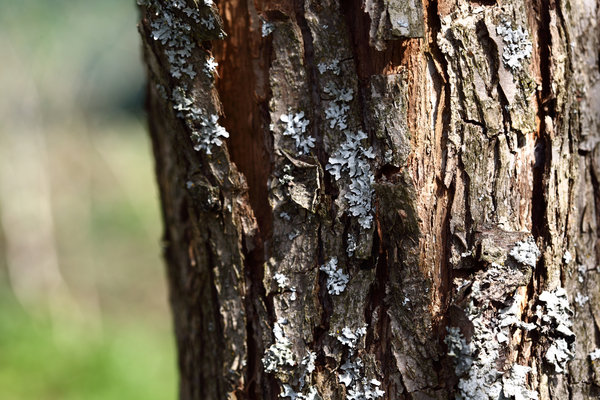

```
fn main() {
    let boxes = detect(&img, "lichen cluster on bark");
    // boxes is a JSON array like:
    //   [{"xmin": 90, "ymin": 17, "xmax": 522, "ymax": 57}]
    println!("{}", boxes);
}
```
[{"xmin": 138, "ymin": 0, "xmax": 600, "ymax": 398}]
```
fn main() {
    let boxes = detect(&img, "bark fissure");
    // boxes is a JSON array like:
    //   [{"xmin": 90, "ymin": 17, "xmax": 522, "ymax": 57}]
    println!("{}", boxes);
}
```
[{"xmin": 294, "ymin": 0, "xmax": 323, "ymax": 161}]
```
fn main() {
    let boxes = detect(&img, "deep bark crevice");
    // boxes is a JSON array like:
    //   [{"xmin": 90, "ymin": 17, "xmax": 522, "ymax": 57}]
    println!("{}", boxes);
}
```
[
  {"xmin": 215, "ymin": 0, "xmax": 274, "ymax": 242},
  {"xmin": 425, "ymin": 0, "xmax": 455, "ymax": 339},
  {"xmin": 294, "ymin": 0, "xmax": 324, "ymax": 160},
  {"xmin": 212, "ymin": 2, "xmax": 278, "ymax": 398},
  {"xmin": 532, "ymin": 0, "xmax": 553, "ymax": 287}
]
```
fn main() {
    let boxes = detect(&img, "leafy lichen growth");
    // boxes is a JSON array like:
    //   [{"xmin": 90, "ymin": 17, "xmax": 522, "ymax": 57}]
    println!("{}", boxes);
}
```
[
  {"xmin": 280, "ymin": 112, "xmax": 315, "ymax": 155},
  {"xmin": 331, "ymin": 326, "xmax": 384, "ymax": 399},
  {"xmin": 326, "ymin": 130, "xmax": 376, "ymax": 229},
  {"xmin": 501, "ymin": 365, "xmax": 538, "ymax": 400},
  {"xmin": 323, "ymin": 83, "xmax": 353, "ymax": 130},
  {"xmin": 262, "ymin": 319, "xmax": 296, "ymax": 373},
  {"xmin": 536, "ymin": 288, "xmax": 575, "ymax": 373},
  {"xmin": 320, "ymin": 257, "xmax": 349, "ymax": 295},
  {"xmin": 274, "ymin": 273, "xmax": 290, "ymax": 289},
  {"xmin": 317, "ymin": 59, "xmax": 340, "ymax": 75},
  {"xmin": 509, "ymin": 237, "xmax": 540, "ymax": 268},
  {"xmin": 496, "ymin": 19, "xmax": 532, "ymax": 71},
  {"xmin": 563, "ymin": 250, "xmax": 572, "ymax": 265},
  {"xmin": 261, "ymin": 18, "xmax": 275, "ymax": 37},
  {"xmin": 447, "ymin": 287, "xmax": 538, "ymax": 399},
  {"xmin": 575, "ymin": 292, "xmax": 589, "ymax": 306},
  {"xmin": 172, "ymin": 87, "xmax": 230, "ymax": 154},
  {"xmin": 334, "ymin": 325, "xmax": 367, "ymax": 350},
  {"xmin": 444, "ymin": 327, "xmax": 472, "ymax": 376},
  {"xmin": 145, "ymin": 1, "xmax": 229, "ymax": 155},
  {"xmin": 148, "ymin": 1, "xmax": 202, "ymax": 79}
]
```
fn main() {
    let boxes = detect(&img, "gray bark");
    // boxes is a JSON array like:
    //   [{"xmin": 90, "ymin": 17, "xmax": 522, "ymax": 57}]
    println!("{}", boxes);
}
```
[{"xmin": 138, "ymin": 0, "xmax": 600, "ymax": 398}]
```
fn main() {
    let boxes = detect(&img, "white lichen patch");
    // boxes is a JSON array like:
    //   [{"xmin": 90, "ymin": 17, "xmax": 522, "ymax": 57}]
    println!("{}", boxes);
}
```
[
  {"xmin": 332, "ymin": 326, "xmax": 384, "ymax": 400},
  {"xmin": 200, "ymin": 14, "xmax": 216, "ymax": 30},
  {"xmin": 444, "ymin": 327, "xmax": 473, "ymax": 376},
  {"xmin": 577, "ymin": 264, "xmax": 587, "ymax": 282},
  {"xmin": 279, "ymin": 165, "xmax": 295, "ymax": 186},
  {"xmin": 537, "ymin": 288, "xmax": 575, "ymax": 373},
  {"xmin": 502, "ymin": 364, "xmax": 538, "ymax": 400},
  {"xmin": 301, "ymin": 351, "xmax": 317, "ymax": 375},
  {"xmin": 324, "ymin": 83, "xmax": 354, "ymax": 103},
  {"xmin": 545, "ymin": 339, "xmax": 574, "ymax": 373},
  {"xmin": 172, "ymin": 87, "xmax": 229, "ymax": 154},
  {"xmin": 263, "ymin": 319, "xmax": 296, "ymax": 373},
  {"xmin": 589, "ymin": 349, "xmax": 600, "ymax": 361},
  {"xmin": 149, "ymin": 1, "xmax": 203, "ymax": 79},
  {"xmin": 281, "ymin": 385, "xmax": 320, "ymax": 400},
  {"xmin": 509, "ymin": 237, "xmax": 540, "ymax": 267},
  {"xmin": 277, "ymin": 348, "xmax": 320, "ymax": 399},
  {"xmin": 317, "ymin": 59, "xmax": 340, "ymax": 75},
  {"xmin": 323, "ymin": 83, "xmax": 353, "ymax": 130},
  {"xmin": 204, "ymin": 55, "xmax": 219, "ymax": 77},
  {"xmin": 496, "ymin": 20, "xmax": 532, "ymax": 71},
  {"xmin": 563, "ymin": 250, "xmax": 572, "ymax": 265},
  {"xmin": 326, "ymin": 130, "xmax": 376, "ymax": 229},
  {"xmin": 280, "ymin": 112, "xmax": 315, "ymax": 155},
  {"xmin": 575, "ymin": 292, "xmax": 589, "ymax": 307},
  {"xmin": 273, "ymin": 272, "xmax": 297, "ymax": 301},
  {"xmin": 193, "ymin": 114, "xmax": 229, "ymax": 154},
  {"xmin": 448, "ymin": 289, "xmax": 540, "ymax": 399},
  {"xmin": 274, "ymin": 273, "xmax": 290, "ymax": 289},
  {"xmin": 339, "ymin": 359, "xmax": 384, "ymax": 400},
  {"xmin": 454, "ymin": 305, "xmax": 504, "ymax": 399},
  {"xmin": 333, "ymin": 325, "xmax": 367, "ymax": 350},
  {"xmin": 261, "ymin": 19, "xmax": 275, "ymax": 37},
  {"xmin": 325, "ymin": 103, "xmax": 350, "ymax": 130},
  {"xmin": 320, "ymin": 257, "xmax": 349, "ymax": 295}
]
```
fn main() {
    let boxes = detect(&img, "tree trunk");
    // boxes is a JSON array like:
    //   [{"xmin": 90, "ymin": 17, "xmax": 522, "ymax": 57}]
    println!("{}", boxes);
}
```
[{"xmin": 137, "ymin": 0, "xmax": 600, "ymax": 398}]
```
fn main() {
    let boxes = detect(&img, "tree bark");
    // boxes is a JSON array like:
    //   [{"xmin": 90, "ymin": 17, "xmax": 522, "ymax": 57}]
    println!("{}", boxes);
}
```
[{"xmin": 138, "ymin": 0, "xmax": 600, "ymax": 398}]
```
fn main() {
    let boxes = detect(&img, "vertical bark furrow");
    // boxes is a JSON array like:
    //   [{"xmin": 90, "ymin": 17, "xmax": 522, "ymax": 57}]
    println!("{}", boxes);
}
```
[{"xmin": 211, "ymin": 1, "xmax": 280, "ymax": 397}]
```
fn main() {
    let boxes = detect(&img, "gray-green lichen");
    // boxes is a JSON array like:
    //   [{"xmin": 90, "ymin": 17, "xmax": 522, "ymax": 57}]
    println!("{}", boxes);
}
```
[
  {"xmin": 263, "ymin": 319, "xmax": 296, "ymax": 374},
  {"xmin": 536, "ymin": 288, "xmax": 576, "ymax": 373},
  {"xmin": 262, "ymin": 319, "xmax": 321, "ymax": 399},
  {"xmin": 331, "ymin": 326, "xmax": 385, "ymax": 399},
  {"xmin": 326, "ymin": 130, "xmax": 376, "ymax": 229},
  {"xmin": 502, "ymin": 365, "xmax": 538, "ymax": 400},
  {"xmin": 496, "ymin": 19, "xmax": 533, "ymax": 71},
  {"xmin": 509, "ymin": 237, "xmax": 541, "ymax": 268},
  {"xmin": 446, "ymin": 236, "xmax": 539, "ymax": 399},
  {"xmin": 320, "ymin": 257, "xmax": 349, "ymax": 295},
  {"xmin": 172, "ymin": 86, "xmax": 230, "ymax": 154},
  {"xmin": 280, "ymin": 111, "xmax": 315, "ymax": 155},
  {"xmin": 144, "ymin": 0, "xmax": 229, "ymax": 155}
]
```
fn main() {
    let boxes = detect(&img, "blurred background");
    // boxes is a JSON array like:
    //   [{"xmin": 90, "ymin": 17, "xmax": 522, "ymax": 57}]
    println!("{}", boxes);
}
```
[{"xmin": 0, "ymin": 0, "xmax": 176, "ymax": 399}]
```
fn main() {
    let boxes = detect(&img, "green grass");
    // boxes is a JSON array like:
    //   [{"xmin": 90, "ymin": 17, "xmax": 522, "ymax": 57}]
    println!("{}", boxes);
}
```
[{"xmin": 0, "ymin": 295, "xmax": 176, "ymax": 400}]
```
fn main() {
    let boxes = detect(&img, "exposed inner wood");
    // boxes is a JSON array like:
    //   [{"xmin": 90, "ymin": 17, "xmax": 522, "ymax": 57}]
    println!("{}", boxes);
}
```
[{"xmin": 215, "ymin": 0, "xmax": 273, "ymax": 241}]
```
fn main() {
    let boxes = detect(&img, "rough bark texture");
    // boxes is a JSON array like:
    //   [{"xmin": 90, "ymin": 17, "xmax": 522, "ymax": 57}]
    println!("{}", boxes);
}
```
[{"xmin": 138, "ymin": 0, "xmax": 600, "ymax": 398}]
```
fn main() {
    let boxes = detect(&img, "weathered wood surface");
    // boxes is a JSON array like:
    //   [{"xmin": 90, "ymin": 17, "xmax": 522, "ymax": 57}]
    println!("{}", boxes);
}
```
[{"xmin": 138, "ymin": 0, "xmax": 600, "ymax": 398}]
